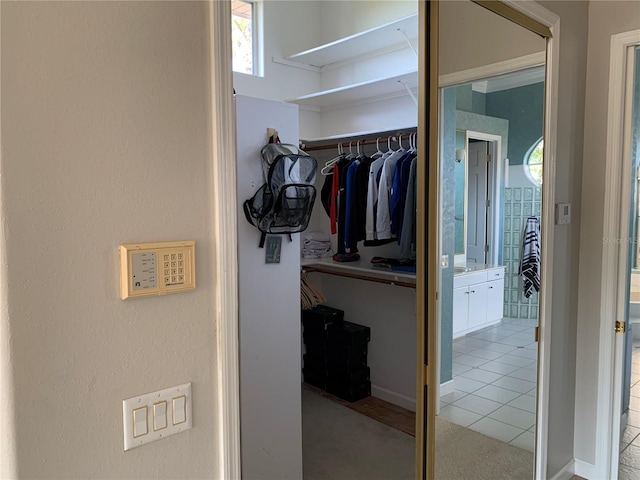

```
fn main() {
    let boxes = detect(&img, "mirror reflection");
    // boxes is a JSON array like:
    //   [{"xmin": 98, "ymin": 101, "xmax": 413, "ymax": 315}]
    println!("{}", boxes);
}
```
[{"xmin": 437, "ymin": 1, "xmax": 546, "ymax": 479}]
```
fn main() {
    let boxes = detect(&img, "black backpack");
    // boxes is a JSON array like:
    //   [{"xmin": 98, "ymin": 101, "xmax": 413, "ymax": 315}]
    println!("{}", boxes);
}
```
[{"xmin": 243, "ymin": 143, "xmax": 318, "ymax": 247}]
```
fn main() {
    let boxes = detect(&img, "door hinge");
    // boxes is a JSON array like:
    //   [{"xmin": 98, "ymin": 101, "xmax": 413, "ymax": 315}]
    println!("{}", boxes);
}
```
[
  {"xmin": 486, "ymin": 199, "xmax": 491, "ymax": 207},
  {"xmin": 615, "ymin": 320, "xmax": 626, "ymax": 334},
  {"xmin": 484, "ymin": 244, "xmax": 490, "ymax": 253},
  {"xmin": 423, "ymin": 365, "xmax": 429, "ymax": 386},
  {"xmin": 535, "ymin": 326, "xmax": 539, "ymax": 342}
]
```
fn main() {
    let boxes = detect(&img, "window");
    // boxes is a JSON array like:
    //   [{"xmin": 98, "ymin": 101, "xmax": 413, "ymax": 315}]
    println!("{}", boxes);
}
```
[
  {"xmin": 525, "ymin": 138, "xmax": 543, "ymax": 186},
  {"xmin": 232, "ymin": 0, "xmax": 257, "ymax": 75}
]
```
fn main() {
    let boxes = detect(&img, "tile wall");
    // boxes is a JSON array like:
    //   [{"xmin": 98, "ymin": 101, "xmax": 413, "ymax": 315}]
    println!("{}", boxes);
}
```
[{"xmin": 502, "ymin": 187, "xmax": 542, "ymax": 320}]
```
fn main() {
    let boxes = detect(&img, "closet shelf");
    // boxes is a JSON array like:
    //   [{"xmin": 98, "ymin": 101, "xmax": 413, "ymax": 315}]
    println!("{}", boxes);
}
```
[
  {"xmin": 286, "ymin": 14, "xmax": 418, "ymax": 68},
  {"xmin": 300, "ymin": 125, "xmax": 417, "ymax": 145},
  {"xmin": 286, "ymin": 70, "xmax": 417, "ymax": 109},
  {"xmin": 301, "ymin": 258, "xmax": 416, "ymax": 288}
]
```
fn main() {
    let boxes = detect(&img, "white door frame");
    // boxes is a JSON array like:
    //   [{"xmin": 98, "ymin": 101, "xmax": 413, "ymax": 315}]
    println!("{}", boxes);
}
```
[
  {"xmin": 467, "ymin": 131, "xmax": 503, "ymax": 266},
  {"xmin": 598, "ymin": 29, "xmax": 640, "ymax": 480},
  {"xmin": 212, "ymin": 0, "xmax": 561, "ymax": 478},
  {"xmin": 208, "ymin": 2, "xmax": 242, "ymax": 479}
]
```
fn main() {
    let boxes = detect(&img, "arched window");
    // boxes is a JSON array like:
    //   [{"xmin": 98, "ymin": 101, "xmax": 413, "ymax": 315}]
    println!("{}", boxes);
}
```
[{"xmin": 524, "ymin": 138, "xmax": 544, "ymax": 186}]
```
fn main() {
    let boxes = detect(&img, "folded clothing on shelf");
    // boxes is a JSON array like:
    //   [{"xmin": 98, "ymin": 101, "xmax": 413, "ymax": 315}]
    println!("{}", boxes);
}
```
[{"xmin": 302, "ymin": 231, "xmax": 333, "ymax": 259}]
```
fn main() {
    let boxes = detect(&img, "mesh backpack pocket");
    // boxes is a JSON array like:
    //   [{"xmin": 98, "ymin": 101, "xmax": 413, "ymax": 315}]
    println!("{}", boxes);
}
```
[{"xmin": 243, "ymin": 144, "xmax": 318, "ymax": 246}]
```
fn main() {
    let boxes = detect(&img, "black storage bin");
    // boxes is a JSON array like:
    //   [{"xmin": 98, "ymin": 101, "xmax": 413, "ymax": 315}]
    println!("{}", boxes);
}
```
[
  {"xmin": 327, "ymin": 379, "xmax": 371, "ymax": 402},
  {"xmin": 303, "ymin": 354, "xmax": 328, "ymax": 374},
  {"xmin": 326, "ymin": 339, "xmax": 368, "ymax": 360},
  {"xmin": 303, "ymin": 333, "xmax": 329, "ymax": 357},
  {"xmin": 327, "ymin": 320, "xmax": 371, "ymax": 345},
  {"xmin": 302, "ymin": 305, "xmax": 344, "ymax": 338},
  {"xmin": 328, "ymin": 366, "xmax": 370, "ymax": 384},
  {"xmin": 326, "ymin": 351, "xmax": 368, "ymax": 371},
  {"xmin": 303, "ymin": 368, "xmax": 327, "ymax": 390}
]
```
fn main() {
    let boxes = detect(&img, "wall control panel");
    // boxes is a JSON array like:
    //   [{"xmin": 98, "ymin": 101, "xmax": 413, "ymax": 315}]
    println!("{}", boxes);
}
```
[
  {"xmin": 120, "ymin": 241, "xmax": 196, "ymax": 299},
  {"xmin": 122, "ymin": 383, "xmax": 193, "ymax": 451}
]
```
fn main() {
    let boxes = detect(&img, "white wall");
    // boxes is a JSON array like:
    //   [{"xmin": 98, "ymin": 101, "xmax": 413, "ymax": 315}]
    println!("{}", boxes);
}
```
[
  {"xmin": 575, "ymin": 0, "xmax": 640, "ymax": 469},
  {"xmin": 534, "ymin": 3, "xmax": 588, "ymax": 475},
  {"xmin": 1, "ymin": 2, "xmax": 218, "ymax": 477},
  {"xmin": 233, "ymin": 1, "xmax": 321, "ymax": 102},
  {"xmin": 308, "ymin": 273, "xmax": 418, "ymax": 410},
  {"xmin": 235, "ymin": 0, "xmax": 419, "ymax": 140},
  {"xmin": 439, "ymin": 1, "xmax": 544, "ymax": 77},
  {"xmin": 235, "ymin": 96, "xmax": 303, "ymax": 480}
]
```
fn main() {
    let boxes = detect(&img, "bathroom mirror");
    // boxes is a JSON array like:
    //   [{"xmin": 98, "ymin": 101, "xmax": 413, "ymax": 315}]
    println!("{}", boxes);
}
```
[{"xmin": 454, "ymin": 129, "xmax": 468, "ymax": 255}]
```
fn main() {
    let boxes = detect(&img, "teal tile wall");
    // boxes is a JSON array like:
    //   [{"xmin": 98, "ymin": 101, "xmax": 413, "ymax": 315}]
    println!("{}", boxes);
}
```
[{"xmin": 503, "ymin": 187, "xmax": 541, "ymax": 319}]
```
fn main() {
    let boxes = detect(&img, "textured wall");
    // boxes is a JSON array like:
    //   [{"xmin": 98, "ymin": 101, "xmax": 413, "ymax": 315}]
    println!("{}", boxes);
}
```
[
  {"xmin": 486, "ymin": 83, "xmax": 545, "ymax": 166},
  {"xmin": 1, "ymin": 2, "xmax": 218, "ymax": 477},
  {"xmin": 440, "ymin": 88, "xmax": 457, "ymax": 385}
]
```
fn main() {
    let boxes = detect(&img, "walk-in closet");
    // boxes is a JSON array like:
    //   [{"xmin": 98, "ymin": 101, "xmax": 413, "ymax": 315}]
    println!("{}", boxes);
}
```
[{"xmin": 234, "ymin": 1, "xmax": 545, "ymax": 478}]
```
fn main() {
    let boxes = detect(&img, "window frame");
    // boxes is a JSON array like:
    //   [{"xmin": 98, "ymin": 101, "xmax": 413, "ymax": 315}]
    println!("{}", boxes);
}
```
[
  {"xmin": 524, "ymin": 137, "xmax": 544, "ymax": 186},
  {"xmin": 231, "ymin": 0, "xmax": 262, "ymax": 77}
]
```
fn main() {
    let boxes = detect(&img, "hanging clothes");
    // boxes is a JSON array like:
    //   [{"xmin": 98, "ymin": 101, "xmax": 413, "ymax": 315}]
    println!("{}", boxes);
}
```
[
  {"xmin": 519, "ymin": 216, "xmax": 541, "ymax": 298},
  {"xmin": 399, "ymin": 156, "xmax": 417, "ymax": 258},
  {"xmin": 376, "ymin": 149, "xmax": 405, "ymax": 239},
  {"xmin": 315, "ymin": 132, "xmax": 418, "ymax": 259},
  {"xmin": 365, "ymin": 156, "xmax": 386, "ymax": 241}
]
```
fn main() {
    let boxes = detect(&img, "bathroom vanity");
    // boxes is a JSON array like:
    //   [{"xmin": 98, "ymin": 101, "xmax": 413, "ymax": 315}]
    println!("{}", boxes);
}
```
[{"xmin": 453, "ymin": 265, "xmax": 505, "ymax": 338}]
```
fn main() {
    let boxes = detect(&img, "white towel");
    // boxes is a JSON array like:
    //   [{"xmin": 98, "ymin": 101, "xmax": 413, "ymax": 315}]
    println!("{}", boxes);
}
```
[{"xmin": 519, "ymin": 217, "xmax": 540, "ymax": 298}]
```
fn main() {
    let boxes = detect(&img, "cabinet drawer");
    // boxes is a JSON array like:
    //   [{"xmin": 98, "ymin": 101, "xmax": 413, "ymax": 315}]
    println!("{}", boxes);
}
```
[
  {"xmin": 486, "ymin": 279, "xmax": 505, "ymax": 322},
  {"xmin": 454, "ymin": 271, "xmax": 488, "ymax": 288},
  {"xmin": 487, "ymin": 268, "xmax": 505, "ymax": 281}
]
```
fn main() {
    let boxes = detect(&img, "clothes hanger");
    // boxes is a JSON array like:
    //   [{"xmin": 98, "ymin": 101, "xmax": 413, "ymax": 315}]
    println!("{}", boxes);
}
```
[
  {"xmin": 371, "ymin": 137, "xmax": 384, "ymax": 158},
  {"xmin": 408, "ymin": 133, "xmax": 417, "ymax": 153},
  {"xmin": 345, "ymin": 141, "xmax": 356, "ymax": 160},
  {"xmin": 320, "ymin": 143, "xmax": 345, "ymax": 175}
]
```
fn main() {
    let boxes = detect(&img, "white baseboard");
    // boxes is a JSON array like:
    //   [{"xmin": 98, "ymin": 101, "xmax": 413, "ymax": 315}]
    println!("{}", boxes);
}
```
[
  {"xmin": 371, "ymin": 385, "xmax": 416, "ymax": 412},
  {"xmin": 548, "ymin": 459, "xmax": 575, "ymax": 480},
  {"xmin": 440, "ymin": 379, "xmax": 455, "ymax": 397},
  {"xmin": 574, "ymin": 459, "xmax": 600, "ymax": 479}
]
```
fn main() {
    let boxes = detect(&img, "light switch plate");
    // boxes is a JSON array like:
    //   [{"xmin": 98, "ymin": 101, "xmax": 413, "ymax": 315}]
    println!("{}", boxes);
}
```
[
  {"xmin": 120, "ymin": 241, "xmax": 195, "ymax": 299},
  {"xmin": 123, "ymin": 383, "xmax": 192, "ymax": 451},
  {"xmin": 555, "ymin": 203, "xmax": 571, "ymax": 225}
]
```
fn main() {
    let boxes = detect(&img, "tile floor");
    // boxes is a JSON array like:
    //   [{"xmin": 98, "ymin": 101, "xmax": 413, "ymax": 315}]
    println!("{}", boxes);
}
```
[
  {"xmin": 439, "ymin": 317, "xmax": 538, "ymax": 452},
  {"xmin": 619, "ymin": 344, "xmax": 640, "ymax": 479}
]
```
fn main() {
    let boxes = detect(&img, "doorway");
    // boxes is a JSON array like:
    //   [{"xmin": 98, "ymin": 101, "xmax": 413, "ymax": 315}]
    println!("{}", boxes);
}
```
[
  {"xmin": 607, "ymin": 39, "xmax": 640, "ymax": 480},
  {"xmin": 435, "ymin": 66, "xmax": 544, "ymax": 480},
  {"xmin": 214, "ymin": 1, "xmax": 560, "ymax": 478}
]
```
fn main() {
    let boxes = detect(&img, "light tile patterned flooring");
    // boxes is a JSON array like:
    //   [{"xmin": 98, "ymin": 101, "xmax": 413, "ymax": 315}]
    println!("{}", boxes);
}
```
[
  {"xmin": 440, "ymin": 317, "xmax": 538, "ymax": 451},
  {"xmin": 619, "ymin": 345, "xmax": 640, "ymax": 479}
]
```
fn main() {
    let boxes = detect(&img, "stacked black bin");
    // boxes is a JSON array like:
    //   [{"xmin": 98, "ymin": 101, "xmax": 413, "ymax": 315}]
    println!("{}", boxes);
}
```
[{"xmin": 302, "ymin": 305, "xmax": 371, "ymax": 402}]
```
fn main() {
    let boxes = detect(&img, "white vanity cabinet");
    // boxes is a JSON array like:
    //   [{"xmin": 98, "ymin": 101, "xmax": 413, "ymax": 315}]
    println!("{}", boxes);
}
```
[{"xmin": 453, "ymin": 267, "xmax": 505, "ymax": 338}]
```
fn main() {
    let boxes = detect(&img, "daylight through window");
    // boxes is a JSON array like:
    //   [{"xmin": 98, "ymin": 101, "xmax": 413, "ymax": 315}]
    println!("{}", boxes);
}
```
[
  {"xmin": 525, "ymin": 138, "xmax": 543, "ymax": 186},
  {"xmin": 232, "ymin": 0, "xmax": 255, "ymax": 75}
]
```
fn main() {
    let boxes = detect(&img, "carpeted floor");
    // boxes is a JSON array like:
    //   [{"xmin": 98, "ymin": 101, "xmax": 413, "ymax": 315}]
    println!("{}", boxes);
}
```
[{"xmin": 302, "ymin": 387, "xmax": 534, "ymax": 480}]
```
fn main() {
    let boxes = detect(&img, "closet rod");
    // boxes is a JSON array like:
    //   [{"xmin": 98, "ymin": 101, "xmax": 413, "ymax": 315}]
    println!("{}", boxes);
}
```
[
  {"xmin": 302, "ymin": 266, "xmax": 416, "ymax": 289},
  {"xmin": 301, "ymin": 133, "xmax": 417, "ymax": 152}
]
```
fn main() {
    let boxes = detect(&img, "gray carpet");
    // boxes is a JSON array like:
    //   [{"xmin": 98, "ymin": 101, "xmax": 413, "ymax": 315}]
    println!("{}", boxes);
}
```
[{"xmin": 302, "ymin": 388, "xmax": 534, "ymax": 480}]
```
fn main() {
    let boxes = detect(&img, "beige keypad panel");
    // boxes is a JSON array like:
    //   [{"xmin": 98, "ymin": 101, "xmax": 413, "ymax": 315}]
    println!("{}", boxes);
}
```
[{"xmin": 120, "ymin": 241, "xmax": 195, "ymax": 299}]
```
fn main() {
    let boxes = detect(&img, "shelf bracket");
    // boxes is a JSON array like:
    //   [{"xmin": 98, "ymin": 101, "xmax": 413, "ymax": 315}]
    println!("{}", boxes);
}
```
[
  {"xmin": 398, "ymin": 80, "xmax": 418, "ymax": 106},
  {"xmin": 397, "ymin": 28, "xmax": 418, "ymax": 58}
]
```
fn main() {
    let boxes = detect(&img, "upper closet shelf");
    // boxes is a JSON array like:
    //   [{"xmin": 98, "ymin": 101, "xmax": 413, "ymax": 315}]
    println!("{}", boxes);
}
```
[
  {"xmin": 286, "ymin": 70, "xmax": 417, "ymax": 109},
  {"xmin": 286, "ymin": 14, "xmax": 418, "ymax": 68}
]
